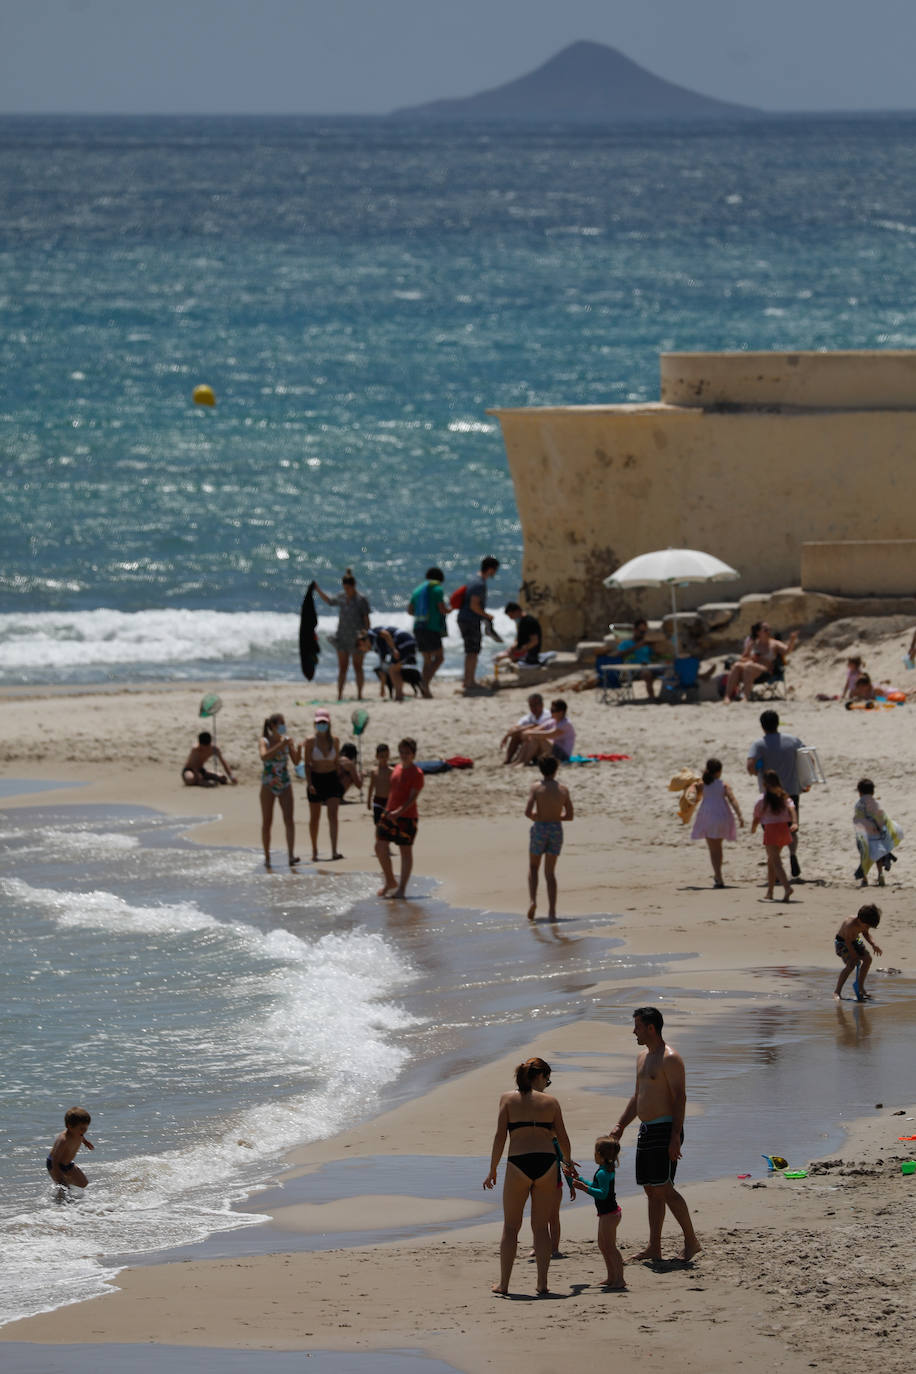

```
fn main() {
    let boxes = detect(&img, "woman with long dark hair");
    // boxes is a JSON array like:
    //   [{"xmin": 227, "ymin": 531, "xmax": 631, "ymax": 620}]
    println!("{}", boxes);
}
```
[{"xmin": 259, "ymin": 713, "xmax": 301, "ymax": 871}]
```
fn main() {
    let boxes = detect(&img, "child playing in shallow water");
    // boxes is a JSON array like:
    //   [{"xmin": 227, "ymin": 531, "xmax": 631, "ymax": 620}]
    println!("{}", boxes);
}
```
[
  {"xmin": 834, "ymin": 903, "xmax": 883, "ymax": 1001},
  {"xmin": 751, "ymin": 769, "xmax": 797, "ymax": 901},
  {"xmin": 524, "ymin": 755, "xmax": 574, "ymax": 922},
  {"xmin": 46, "ymin": 1106, "xmax": 94, "ymax": 1189},
  {"xmin": 690, "ymin": 758, "xmax": 744, "ymax": 888},
  {"xmin": 569, "ymin": 1136, "xmax": 625, "ymax": 1290}
]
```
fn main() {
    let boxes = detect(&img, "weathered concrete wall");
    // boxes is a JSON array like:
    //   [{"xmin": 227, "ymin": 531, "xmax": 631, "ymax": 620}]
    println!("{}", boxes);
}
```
[
  {"xmin": 802, "ymin": 541, "xmax": 916, "ymax": 597},
  {"xmin": 490, "ymin": 352, "xmax": 916, "ymax": 647}
]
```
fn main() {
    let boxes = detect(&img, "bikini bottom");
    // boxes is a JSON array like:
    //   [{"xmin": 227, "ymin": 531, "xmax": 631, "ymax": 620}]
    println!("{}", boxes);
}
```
[{"xmin": 508, "ymin": 1152, "xmax": 557, "ymax": 1181}]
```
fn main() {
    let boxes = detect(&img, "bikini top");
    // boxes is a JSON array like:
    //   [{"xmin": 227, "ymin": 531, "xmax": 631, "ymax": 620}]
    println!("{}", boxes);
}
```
[{"xmin": 507, "ymin": 1119, "xmax": 556, "ymax": 1133}]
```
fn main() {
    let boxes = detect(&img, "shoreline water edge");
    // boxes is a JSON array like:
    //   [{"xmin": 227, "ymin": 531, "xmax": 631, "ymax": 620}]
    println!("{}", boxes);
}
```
[{"xmin": 1, "ymin": 673, "xmax": 915, "ymax": 1372}]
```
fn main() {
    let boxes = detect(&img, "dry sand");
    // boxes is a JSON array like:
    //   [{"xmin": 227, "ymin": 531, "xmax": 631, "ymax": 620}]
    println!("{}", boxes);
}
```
[{"xmin": 2, "ymin": 616, "xmax": 915, "ymax": 1371}]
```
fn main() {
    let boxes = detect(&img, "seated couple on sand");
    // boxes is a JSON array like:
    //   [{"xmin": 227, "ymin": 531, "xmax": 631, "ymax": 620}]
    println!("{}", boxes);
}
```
[{"xmin": 502, "ymin": 698, "xmax": 575, "ymax": 766}]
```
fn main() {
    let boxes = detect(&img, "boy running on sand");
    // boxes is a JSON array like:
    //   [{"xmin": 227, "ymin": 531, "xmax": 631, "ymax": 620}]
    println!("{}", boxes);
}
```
[
  {"xmin": 46, "ymin": 1106, "xmax": 94, "ymax": 1189},
  {"xmin": 525, "ymin": 755, "xmax": 573, "ymax": 921},
  {"xmin": 834, "ymin": 904, "xmax": 883, "ymax": 1001}
]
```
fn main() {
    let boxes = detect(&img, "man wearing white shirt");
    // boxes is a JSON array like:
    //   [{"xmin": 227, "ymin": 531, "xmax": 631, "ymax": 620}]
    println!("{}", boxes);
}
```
[{"xmin": 500, "ymin": 692, "xmax": 552, "ymax": 764}]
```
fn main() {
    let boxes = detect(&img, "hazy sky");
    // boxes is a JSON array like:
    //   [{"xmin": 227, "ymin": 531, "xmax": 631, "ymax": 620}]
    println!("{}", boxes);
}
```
[{"xmin": 3, "ymin": 0, "xmax": 915, "ymax": 115}]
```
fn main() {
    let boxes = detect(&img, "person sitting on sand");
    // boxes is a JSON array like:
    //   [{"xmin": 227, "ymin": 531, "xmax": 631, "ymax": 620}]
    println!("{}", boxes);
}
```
[
  {"xmin": 834, "ymin": 903, "xmax": 882, "ymax": 1001},
  {"xmin": 46, "ymin": 1106, "xmax": 94, "ymax": 1190},
  {"xmin": 483, "ymin": 1056, "xmax": 574, "ymax": 1298},
  {"xmin": 494, "ymin": 601, "xmax": 542, "ymax": 668},
  {"xmin": 181, "ymin": 731, "xmax": 236, "ymax": 787},
  {"xmin": 724, "ymin": 622, "xmax": 798, "ymax": 703},
  {"xmin": 514, "ymin": 699, "xmax": 576, "ymax": 767},
  {"xmin": 841, "ymin": 655, "xmax": 866, "ymax": 701},
  {"xmin": 500, "ymin": 692, "xmax": 552, "ymax": 764},
  {"xmin": 524, "ymin": 755, "xmax": 574, "ymax": 922}
]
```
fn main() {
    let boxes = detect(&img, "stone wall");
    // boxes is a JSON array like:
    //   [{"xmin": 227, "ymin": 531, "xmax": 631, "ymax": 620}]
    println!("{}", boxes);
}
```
[{"xmin": 490, "ymin": 352, "xmax": 916, "ymax": 647}]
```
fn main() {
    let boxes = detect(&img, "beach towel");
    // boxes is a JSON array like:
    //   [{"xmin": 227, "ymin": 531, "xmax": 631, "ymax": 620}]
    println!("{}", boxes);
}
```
[{"xmin": 668, "ymin": 768, "xmax": 702, "ymax": 824}]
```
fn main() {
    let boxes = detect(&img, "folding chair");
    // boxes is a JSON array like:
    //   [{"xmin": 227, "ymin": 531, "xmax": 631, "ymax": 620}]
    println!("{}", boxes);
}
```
[
  {"xmin": 751, "ymin": 657, "xmax": 787, "ymax": 701},
  {"xmin": 596, "ymin": 654, "xmax": 633, "ymax": 705},
  {"xmin": 661, "ymin": 656, "xmax": 700, "ymax": 703}
]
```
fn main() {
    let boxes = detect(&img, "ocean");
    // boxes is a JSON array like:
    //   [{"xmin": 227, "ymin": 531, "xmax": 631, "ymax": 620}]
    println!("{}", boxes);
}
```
[
  {"xmin": 3, "ymin": 113, "xmax": 916, "ymax": 1328},
  {"xmin": 3, "ymin": 112, "xmax": 916, "ymax": 682}
]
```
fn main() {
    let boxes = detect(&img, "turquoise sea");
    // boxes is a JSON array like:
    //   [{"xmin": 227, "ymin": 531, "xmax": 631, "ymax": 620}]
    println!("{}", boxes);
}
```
[
  {"xmin": 3, "ymin": 113, "xmax": 916, "ymax": 681},
  {"xmin": 3, "ymin": 115, "xmax": 916, "ymax": 1329}
]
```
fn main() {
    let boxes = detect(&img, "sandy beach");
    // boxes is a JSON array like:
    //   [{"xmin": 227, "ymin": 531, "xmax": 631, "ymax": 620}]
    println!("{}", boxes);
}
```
[{"xmin": 2, "ymin": 617, "xmax": 915, "ymax": 1372}]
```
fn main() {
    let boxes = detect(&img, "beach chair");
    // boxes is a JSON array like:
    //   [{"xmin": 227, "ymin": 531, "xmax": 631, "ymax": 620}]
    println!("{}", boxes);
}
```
[
  {"xmin": 596, "ymin": 654, "xmax": 633, "ymax": 705},
  {"xmin": 661, "ymin": 656, "xmax": 700, "ymax": 703},
  {"xmin": 751, "ymin": 656, "xmax": 788, "ymax": 701}
]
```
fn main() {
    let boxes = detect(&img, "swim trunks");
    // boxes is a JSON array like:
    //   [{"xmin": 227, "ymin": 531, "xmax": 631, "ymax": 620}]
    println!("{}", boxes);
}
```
[
  {"xmin": 46, "ymin": 1157, "xmax": 73, "ymax": 1174},
  {"xmin": 529, "ymin": 820, "xmax": 564, "ymax": 857},
  {"xmin": 376, "ymin": 813, "xmax": 418, "ymax": 847},
  {"xmin": 835, "ymin": 934, "xmax": 867, "ymax": 961},
  {"xmin": 635, "ymin": 1118, "xmax": 682, "ymax": 1187},
  {"xmin": 415, "ymin": 626, "xmax": 443, "ymax": 654},
  {"xmin": 372, "ymin": 799, "xmax": 388, "ymax": 827},
  {"xmin": 458, "ymin": 618, "xmax": 482, "ymax": 656}
]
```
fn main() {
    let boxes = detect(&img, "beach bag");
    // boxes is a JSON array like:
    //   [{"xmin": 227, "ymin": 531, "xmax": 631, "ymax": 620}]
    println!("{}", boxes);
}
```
[{"xmin": 449, "ymin": 585, "xmax": 467, "ymax": 611}]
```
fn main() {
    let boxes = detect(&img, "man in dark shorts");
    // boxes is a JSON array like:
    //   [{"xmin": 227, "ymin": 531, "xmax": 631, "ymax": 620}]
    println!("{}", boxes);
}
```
[
  {"xmin": 607, "ymin": 1007, "xmax": 701, "ymax": 1263},
  {"xmin": 457, "ymin": 555, "xmax": 500, "ymax": 694},
  {"xmin": 408, "ymin": 566, "xmax": 449, "ymax": 698},
  {"xmin": 374, "ymin": 737, "xmax": 424, "ymax": 899}
]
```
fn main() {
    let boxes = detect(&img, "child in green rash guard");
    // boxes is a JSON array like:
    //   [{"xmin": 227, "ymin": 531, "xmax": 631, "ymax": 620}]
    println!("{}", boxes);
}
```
[{"xmin": 569, "ymin": 1136, "xmax": 625, "ymax": 1290}]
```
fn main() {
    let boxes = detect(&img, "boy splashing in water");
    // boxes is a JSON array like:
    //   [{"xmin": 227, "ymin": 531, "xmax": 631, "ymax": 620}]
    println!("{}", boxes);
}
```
[
  {"xmin": 524, "ymin": 756, "xmax": 574, "ymax": 921},
  {"xmin": 47, "ymin": 1106, "xmax": 94, "ymax": 1190}
]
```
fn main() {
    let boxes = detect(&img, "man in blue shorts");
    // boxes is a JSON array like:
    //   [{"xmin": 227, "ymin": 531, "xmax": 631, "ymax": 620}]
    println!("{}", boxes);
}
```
[
  {"xmin": 524, "ymin": 755, "xmax": 574, "ymax": 922},
  {"xmin": 607, "ymin": 1008, "xmax": 701, "ymax": 1263}
]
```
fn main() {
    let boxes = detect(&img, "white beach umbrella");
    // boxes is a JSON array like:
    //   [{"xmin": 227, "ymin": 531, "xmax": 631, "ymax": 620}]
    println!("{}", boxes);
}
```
[{"xmin": 603, "ymin": 548, "xmax": 740, "ymax": 655}]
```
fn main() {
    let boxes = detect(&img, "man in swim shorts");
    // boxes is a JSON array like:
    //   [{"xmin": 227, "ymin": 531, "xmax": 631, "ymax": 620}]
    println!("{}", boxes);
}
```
[
  {"xmin": 607, "ymin": 1008, "xmax": 701, "ymax": 1263},
  {"xmin": 524, "ymin": 755, "xmax": 573, "ymax": 922}
]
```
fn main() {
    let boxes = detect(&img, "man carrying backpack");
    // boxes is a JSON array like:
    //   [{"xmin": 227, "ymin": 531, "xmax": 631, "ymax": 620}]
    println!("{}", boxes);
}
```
[
  {"xmin": 456, "ymin": 555, "xmax": 500, "ymax": 694},
  {"xmin": 408, "ymin": 566, "xmax": 449, "ymax": 698}
]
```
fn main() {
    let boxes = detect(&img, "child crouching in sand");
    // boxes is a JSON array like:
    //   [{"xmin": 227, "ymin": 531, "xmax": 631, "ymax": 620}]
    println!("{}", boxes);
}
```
[
  {"xmin": 46, "ymin": 1106, "xmax": 94, "ymax": 1189},
  {"xmin": 568, "ymin": 1136, "xmax": 625, "ymax": 1290},
  {"xmin": 834, "ymin": 904, "xmax": 883, "ymax": 1001},
  {"xmin": 524, "ymin": 755, "xmax": 574, "ymax": 921},
  {"xmin": 751, "ymin": 769, "xmax": 797, "ymax": 901}
]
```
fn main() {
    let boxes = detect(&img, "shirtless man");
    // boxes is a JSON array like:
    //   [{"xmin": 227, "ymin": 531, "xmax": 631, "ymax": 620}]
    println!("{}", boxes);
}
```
[
  {"xmin": 181, "ymin": 731, "xmax": 236, "ymax": 787},
  {"xmin": 524, "ymin": 755, "xmax": 573, "ymax": 921},
  {"xmin": 608, "ymin": 1007, "xmax": 701, "ymax": 1263}
]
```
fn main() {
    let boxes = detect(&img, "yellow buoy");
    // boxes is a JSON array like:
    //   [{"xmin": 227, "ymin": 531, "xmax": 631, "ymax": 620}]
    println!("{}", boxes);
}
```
[{"xmin": 192, "ymin": 384, "xmax": 216, "ymax": 407}]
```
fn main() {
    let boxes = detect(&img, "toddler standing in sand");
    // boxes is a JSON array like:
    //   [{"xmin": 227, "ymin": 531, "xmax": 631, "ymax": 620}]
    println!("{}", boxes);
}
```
[
  {"xmin": 568, "ymin": 1136, "xmax": 625, "ymax": 1290},
  {"xmin": 46, "ymin": 1106, "xmax": 94, "ymax": 1189},
  {"xmin": 690, "ymin": 758, "xmax": 744, "ymax": 888},
  {"xmin": 750, "ymin": 769, "xmax": 797, "ymax": 901},
  {"xmin": 524, "ymin": 755, "xmax": 573, "ymax": 922}
]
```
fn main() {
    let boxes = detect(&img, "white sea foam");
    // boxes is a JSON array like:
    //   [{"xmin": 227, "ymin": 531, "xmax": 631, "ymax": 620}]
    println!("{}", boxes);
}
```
[
  {"xmin": 0, "ymin": 874, "xmax": 419, "ymax": 1327},
  {"xmin": 0, "ymin": 605, "xmax": 516, "ymax": 678}
]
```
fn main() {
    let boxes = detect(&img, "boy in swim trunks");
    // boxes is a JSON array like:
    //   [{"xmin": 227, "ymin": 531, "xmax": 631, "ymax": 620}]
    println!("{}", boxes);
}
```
[
  {"xmin": 46, "ymin": 1106, "xmax": 94, "ymax": 1189},
  {"xmin": 375, "ymin": 738, "xmax": 424, "ymax": 899},
  {"xmin": 181, "ymin": 731, "xmax": 237, "ymax": 787},
  {"xmin": 524, "ymin": 755, "xmax": 573, "ymax": 922},
  {"xmin": 834, "ymin": 903, "xmax": 883, "ymax": 1001}
]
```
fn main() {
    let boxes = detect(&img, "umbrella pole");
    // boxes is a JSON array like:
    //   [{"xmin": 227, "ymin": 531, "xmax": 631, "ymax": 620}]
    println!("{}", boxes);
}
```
[{"xmin": 670, "ymin": 584, "xmax": 679, "ymax": 657}]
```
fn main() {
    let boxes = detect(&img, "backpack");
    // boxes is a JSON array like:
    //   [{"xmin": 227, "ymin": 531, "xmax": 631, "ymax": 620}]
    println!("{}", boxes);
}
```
[
  {"xmin": 449, "ymin": 584, "xmax": 467, "ymax": 611},
  {"xmin": 410, "ymin": 581, "xmax": 430, "ymax": 624}
]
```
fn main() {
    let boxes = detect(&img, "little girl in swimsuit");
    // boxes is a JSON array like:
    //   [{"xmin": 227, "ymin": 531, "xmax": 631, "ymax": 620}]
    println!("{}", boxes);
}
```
[
  {"xmin": 569, "ymin": 1135, "xmax": 625, "ymax": 1290},
  {"xmin": 750, "ymin": 769, "xmax": 797, "ymax": 901}
]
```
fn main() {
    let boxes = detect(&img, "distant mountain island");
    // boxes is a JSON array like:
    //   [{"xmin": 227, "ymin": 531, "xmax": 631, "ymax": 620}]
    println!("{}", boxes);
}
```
[{"xmin": 390, "ymin": 40, "xmax": 760, "ymax": 123}]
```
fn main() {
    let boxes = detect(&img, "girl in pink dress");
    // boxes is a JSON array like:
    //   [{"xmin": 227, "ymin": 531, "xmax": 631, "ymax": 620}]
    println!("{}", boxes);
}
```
[
  {"xmin": 690, "ymin": 758, "xmax": 744, "ymax": 888},
  {"xmin": 750, "ymin": 769, "xmax": 797, "ymax": 901}
]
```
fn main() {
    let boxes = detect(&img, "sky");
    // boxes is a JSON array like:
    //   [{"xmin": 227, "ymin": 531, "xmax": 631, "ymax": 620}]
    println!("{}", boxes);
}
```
[{"xmin": 2, "ymin": 0, "xmax": 915, "ymax": 116}]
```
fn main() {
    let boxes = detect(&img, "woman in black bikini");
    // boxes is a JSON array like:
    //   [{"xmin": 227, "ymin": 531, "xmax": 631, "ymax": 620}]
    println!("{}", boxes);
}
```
[
  {"xmin": 303, "ymin": 708, "xmax": 344, "ymax": 862},
  {"xmin": 483, "ymin": 1056, "xmax": 573, "ymax": 1297}
]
